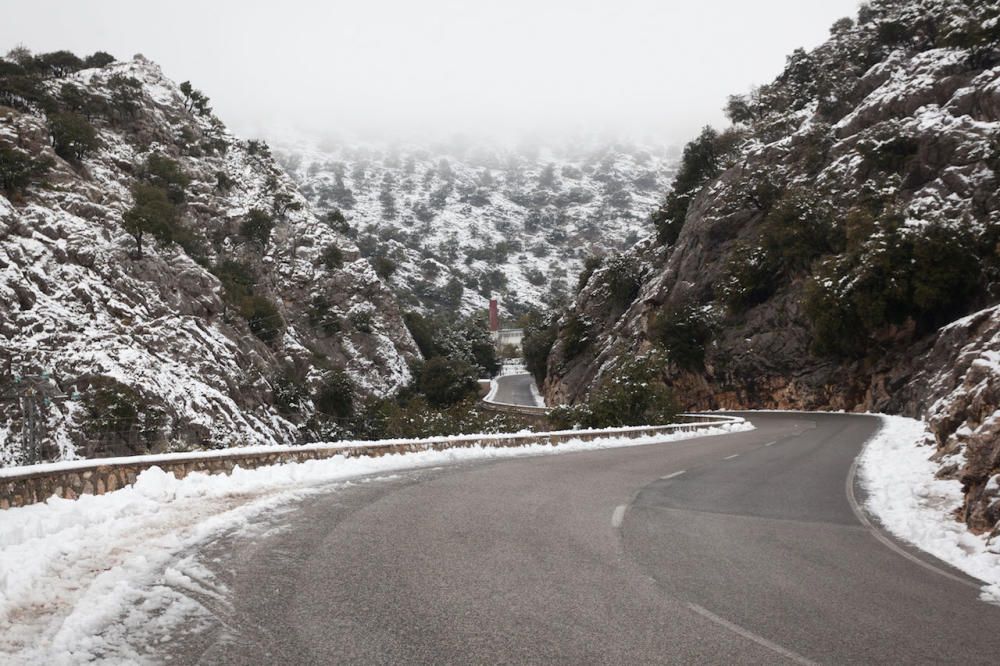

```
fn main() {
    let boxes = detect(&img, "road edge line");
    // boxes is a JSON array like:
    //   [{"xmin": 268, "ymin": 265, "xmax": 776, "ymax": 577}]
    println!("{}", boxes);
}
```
[
  {"xmin": 686, "ymin": 603, "xmax": 817, "ymax": 665},
  {"xmin": 845, "ymin": 445, "xmax": 977, "ymax": 589}
]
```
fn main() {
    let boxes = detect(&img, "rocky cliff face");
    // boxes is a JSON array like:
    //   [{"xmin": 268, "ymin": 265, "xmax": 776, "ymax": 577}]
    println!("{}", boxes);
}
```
[
  {"xmin": 546, "ymin": 0, "xmax": 1000, "ymax": 532},
  {"xmin": 0, "ymin": 55, "xmax": 418, "ymax": 465}
]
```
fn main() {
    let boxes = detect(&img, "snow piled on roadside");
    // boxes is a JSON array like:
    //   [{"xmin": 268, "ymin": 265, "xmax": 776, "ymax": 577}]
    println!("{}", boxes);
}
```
[
  {"xmin": 859, "ymin": 415, "xmax": 1000, "ymax": 604},
  {"xmin": 528, "ymin": 379, "xmax": 547, "ymax": 408},
  {"xmin": 0, "ymin": 421, "xmax": 750, "ymax": 664}
]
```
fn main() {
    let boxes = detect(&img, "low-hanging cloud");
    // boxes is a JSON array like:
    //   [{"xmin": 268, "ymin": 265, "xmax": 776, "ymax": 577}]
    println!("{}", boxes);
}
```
[{"xmin": 2, "ymin": 0, "xmax": 860, "ymax": 145}]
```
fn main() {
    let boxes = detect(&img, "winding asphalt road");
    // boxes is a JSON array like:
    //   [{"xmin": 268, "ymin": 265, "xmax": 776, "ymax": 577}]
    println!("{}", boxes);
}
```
[
  {"xmin": 490, "ymin": 373, "xmax": 541, "ymax": 406},
  {"xmin": 167, "ymin": 410, "xmax": 1000, "ymax": 664}
]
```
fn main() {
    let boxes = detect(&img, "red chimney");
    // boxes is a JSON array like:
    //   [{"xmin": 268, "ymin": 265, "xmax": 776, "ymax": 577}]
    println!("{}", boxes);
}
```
[{"xmin": 489, "ymin": 298, "xmax": 499, "ymax": 332}]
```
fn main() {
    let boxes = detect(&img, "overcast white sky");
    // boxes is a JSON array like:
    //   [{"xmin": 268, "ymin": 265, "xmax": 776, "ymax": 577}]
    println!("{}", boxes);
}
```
[{"xmin": 3, "ymin": 0, "xmax": 861, "ymax": 145}]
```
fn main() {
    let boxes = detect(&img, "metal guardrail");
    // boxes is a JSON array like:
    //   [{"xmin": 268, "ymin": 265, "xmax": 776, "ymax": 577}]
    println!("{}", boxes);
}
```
[
  {"xmin": 480, "ymin": 401, "xmax": 549, "ymax": 417},
  {"xmin": 0, "ymin": 412, "xmax": 750, "ymax": 509}
]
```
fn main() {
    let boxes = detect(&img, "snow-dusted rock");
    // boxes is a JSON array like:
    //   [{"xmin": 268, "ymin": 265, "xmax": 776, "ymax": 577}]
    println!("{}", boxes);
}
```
[{"xmin": 0, "ymin": 56, "xmax": 419, "ymax": 465}]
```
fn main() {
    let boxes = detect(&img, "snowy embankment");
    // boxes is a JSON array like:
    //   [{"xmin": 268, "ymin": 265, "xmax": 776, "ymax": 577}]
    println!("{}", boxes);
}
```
[
  {"xmin": 0, "ymin": 421, "xmax": 750, "ymax": 663},
  {"xmin": 859, "ymin": 416, "xmax": 1000, "ymax": 604}
]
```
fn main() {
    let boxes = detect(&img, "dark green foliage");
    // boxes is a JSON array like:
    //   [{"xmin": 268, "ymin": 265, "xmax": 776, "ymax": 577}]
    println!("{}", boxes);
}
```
[
  {"xmin": 179, "ymin": 80, "xmax": 211, "ymax": 116},
  {"xmin": 243, "ymin": 295, "xmax": 283, "ymax": 344},
  {"xmin": 525, "ymin": 268, "xmax": 546, "ymax": 286},
  {"xmin": 308, "ymin": 295, "xmax": 342, "ymax": 336},
  {"xmin": 522, "ymin": 311, "xmax": 558, "ymax": 385},
  {"xmin": 403, "ymin": 311, "xmax": 500, "ymax": 378},
  {"xmin": 321, "ymin": 243, "xmax": 344, "ymax": 269},
  {"xmin": 804, "ymin": 220, "xmax": 983, "ymax": 357},
  {"xmin": 314, "ymin": 369, "xmax": 354, "ymax": 418},
  {"xmin": 0, "ymin": 70, "xmax": 56, "ymax": 111},
  {"xmin": 246, "ymin": 139, "xmax": 271, "ymax": 158},
  {"xmin": 240, "ymin": 208, "xmax": 274, "ymax": 250},
  {"xmin": 417, "ymin": 356, "xmax": 478, "ymax": 407},
  {"xmin": 719, "ymin": 243, "xmax": 780, "ymax": 312},
  {"xmin": 84, "ymin": 51, "xmax": 116, "ymax": 68},
  {"xmin": 142, "ymin": 153, "xmax": 189, "ymax": 203},
  {"xmin": 272, "ymin": 374, "xmax": 306, "ymax": 414},
  {"xmin": 724, "ymin": 94, "xmax": 754, "ymax": 124},
  {"xmin": 859, "ymin": 135, "xmax": 919, "ymax": 175},
  {"xmin": 443, "ymin": 277, "xmax": 464, "ymax": 308},
  {"xmin": 213, "ymin": 260, "xmax": 284, "ymax": 344},
  {"xmin": 758, "ymin": 192, "xmax": 840, "ymax": 273},
  {"xmin": 538, "ymin": 163, "xmax": 558, "ymax": 189},
  {"xmin": 0, "ymin": 58, "xmax": 24, "ymax": 77},
  {"xmin": 379, "ymin": 186, "xmax": 397, "ymax": 218},
  {"xmin": 830, "ymin": 17, "xmax": 855, "ymax": 34},
  {"xmin": 561, "ymin": 312, "xmax": 591, "ymax": 360},
  {"xmin": 215, "ymin": 171, "xmax": 234, "ymax": 192},
  {"xmin": 648, "ymin": 303, "xmax": 715, "ymax": 371},
  {"xmin": 577, "ymin": 255, "xmax": 602, "ymax": 291},
  {"xmin": 81, "ymin": 378, "xmax": 165, "ymax": 457},
  {"xmin": 33, "ymin": 50, "xmax": 84, "ymax": 78},
  {"xmin": 353, "ymin": 396, "xmax": 531, "ymax": 441},
  {"xmin": 845, "ymin": 207, "xmax": 877, "ymax": 252},
  {"xmin": 403, "ymin": 311, "xmax": 437, "ymax": 358},
  {"xmin": 272, "ymin": 191, "xmax": 303, "ymax": 217},
  {"xmin": 349, "ymin": 307, "xmax": 374, "ymax": 333},
  {"xmin": 802, "ymin": 276, "xmax": 865, "ymax": 357},
  {"xmin": 106, "ymin": 74, "xmax": 143, "ymax": 121},
  {"xmin": 462, "ymin": 316, "xmax": 501, "ymax": 378},
  {"xmin": 329, "ymin": 175, "xmax": 356, "ymax": 209},
  {"xmin": 547, "ymin": 353, "xmax": 678, "ymax": 430},
  {"xmin": 413, "ymin": 201, "xmax": 435, "ymax": 223},
  {"xmin": 59, "ymin": 82, "xmax": 105, "ymax": 118},
  {"xmin": 372, "ymin": 254, "xmax": 397, "ymax": 279},
  {"xmin": 0, "ymin": 146, "xmax": 51, "ymax": 193},
  {"xmin": 652, "ymin": 126, "xmax": 723, "ymax": 245},
  {"xmin": 323, "ymin": 208, "xmax": 351, "ymax": 235},
  {"xmin": 603, "ymin": 253, "xmax": 642, "ymax": 311},
  {"xmin": 213, "ymin": 260, "xmax": 256, "ymax": 298},
  {"xmin": 720, "ymin": 192, "xmax": 838, "ymax": 312},
  {"xmin": 48, "ymin": 112, "xmax": 99, "ymax": 161},
  {"xmin": 876, "ymin": 20, "xmax": 911, "ymax": 45},
  {"xmin": 122, "ymin": 183, "xmax": 177, "ymax": 258}
]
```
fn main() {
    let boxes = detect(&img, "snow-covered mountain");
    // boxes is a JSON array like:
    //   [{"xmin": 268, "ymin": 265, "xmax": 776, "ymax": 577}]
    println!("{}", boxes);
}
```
[
  {"xmin": 277, "ymin": 140, "xmax": 675, "ymax": 317},
  {"xmin": 0, "ymin": 54, "xmax": 419, "ymax": 465},
  {"xmin": 545, "ymin": 0, "xmax": 1000, "ymax": 534}
]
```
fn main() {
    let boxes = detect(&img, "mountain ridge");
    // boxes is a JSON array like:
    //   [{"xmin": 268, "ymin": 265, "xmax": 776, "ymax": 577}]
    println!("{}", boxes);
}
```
[
  {"xmin": 544, "ymin": 0, "xmax": 1000, "ymax": 533},
  {"xmin": 0, "ymin": 53, "xmax": 418, "ymax": 464}
]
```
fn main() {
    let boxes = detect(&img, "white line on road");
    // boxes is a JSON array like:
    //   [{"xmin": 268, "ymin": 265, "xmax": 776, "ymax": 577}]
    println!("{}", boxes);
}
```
[
  {"xmin": 611, "ymin": 504, "xmax": 627, "ymax": 528},
  {"xmin": 764, "ymin": 441, "xmax": 776, "ymax": 447},
  {"xmin": 687, "ymin": 603, "xmax": 818, "ymax": 665},
  {"xmin": 660, "ymin": 470, "xmax": 686, "ymax": 480},
  {"xmin": 845, "ymin": 452, "xmax": 977, "ymax": 589},
  {"xmin": 724, "ymin": 454, "xmax": 740, "ymax": 460}
]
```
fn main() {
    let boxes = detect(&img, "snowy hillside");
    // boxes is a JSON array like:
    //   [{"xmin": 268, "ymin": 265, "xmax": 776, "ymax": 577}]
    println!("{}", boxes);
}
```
[
  {"xmin": 0, "ymin": 54, "xmax": 419, "ymax": 466},
  {"xmin": 546, "ymin": 0, "xmax": 1000, "ymax": 534},
  {"xmin": 278, "ymin": 140, "xmax": 675, "ymax": 317}
]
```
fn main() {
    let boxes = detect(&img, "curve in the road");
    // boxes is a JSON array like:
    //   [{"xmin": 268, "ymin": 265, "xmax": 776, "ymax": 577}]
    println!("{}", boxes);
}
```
[
  {"xmin": 488, "ymin": 373, "xmax": 542, "ymax": 407},
  {"xmin": 165, "ymin": 413, "xmax": 1000, "ymax": 664}
]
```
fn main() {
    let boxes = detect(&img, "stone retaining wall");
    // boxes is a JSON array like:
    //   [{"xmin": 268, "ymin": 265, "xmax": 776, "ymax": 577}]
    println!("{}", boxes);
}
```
[{"xmin": 0, "ymin": 418, "xmax": 742, "ymax": 510}]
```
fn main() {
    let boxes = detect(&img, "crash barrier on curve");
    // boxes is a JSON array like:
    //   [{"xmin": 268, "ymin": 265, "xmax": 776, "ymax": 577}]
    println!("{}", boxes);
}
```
[{"xmin": 0, "ymin": 414, "xmax": 748, "ymax": 509}]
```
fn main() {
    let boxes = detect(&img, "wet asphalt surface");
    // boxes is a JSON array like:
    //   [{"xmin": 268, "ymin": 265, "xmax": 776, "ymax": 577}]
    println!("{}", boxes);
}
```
[{"xmin": 160, "ymin": 413, "xmax": 1000, "ymax": 664}]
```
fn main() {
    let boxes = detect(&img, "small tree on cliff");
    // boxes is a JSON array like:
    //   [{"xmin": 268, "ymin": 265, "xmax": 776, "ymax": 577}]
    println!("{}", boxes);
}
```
[
  {"xmin": 179, "ymin": 80, "xmax": 211, "ymax": 116},
  {"xmin": 122, "ymin": 183, "xmax": 176, "ymax": 258},
  {"xmin": 48, "ymin": 112, "xmax": 99, "ymax": 162}
]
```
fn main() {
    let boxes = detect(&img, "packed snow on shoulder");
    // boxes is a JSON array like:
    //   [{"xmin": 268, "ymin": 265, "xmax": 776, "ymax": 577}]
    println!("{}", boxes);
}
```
[
  {"xmin": 0, "ymin": 420, "xmax": 751, "ymax": 663},
  {"xmin": 859, "ymin": 415, "xmax": 1000, "ymax": 604}
]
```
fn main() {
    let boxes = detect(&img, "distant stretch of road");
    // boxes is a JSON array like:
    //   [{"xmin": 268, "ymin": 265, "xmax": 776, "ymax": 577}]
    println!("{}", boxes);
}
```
[
  {"xmin": 168, "ymin": 412, "xmax": 1000, "ymax": 664},
  {"xmin": 489, "ymin": 373, "xmax": 540, "ymax": 406}
]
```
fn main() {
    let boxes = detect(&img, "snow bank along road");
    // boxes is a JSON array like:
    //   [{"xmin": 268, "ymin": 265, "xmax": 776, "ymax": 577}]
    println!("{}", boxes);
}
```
[{"xmin": 159, "ymin": 412, "xmax": 1000, "ymax": 664}]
